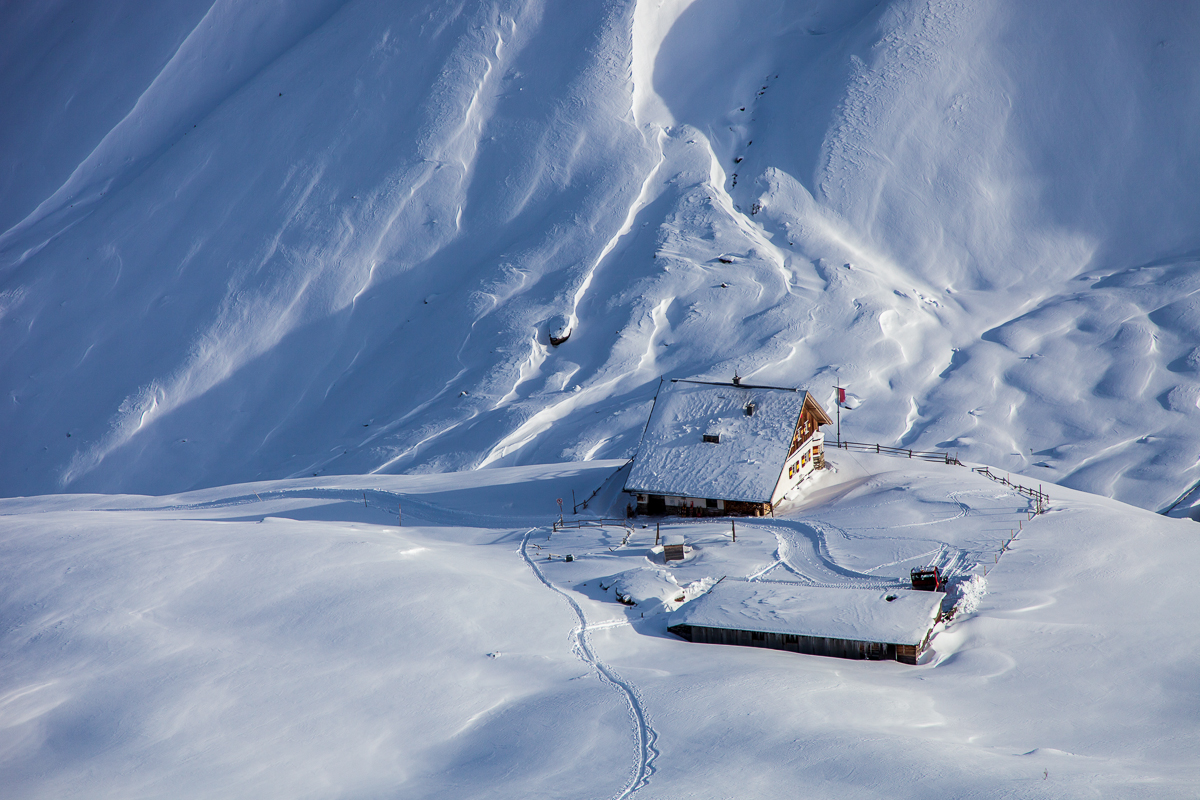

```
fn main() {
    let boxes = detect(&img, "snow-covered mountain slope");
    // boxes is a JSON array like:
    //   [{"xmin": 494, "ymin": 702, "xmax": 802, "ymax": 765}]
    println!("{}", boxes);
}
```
[
  {"xmin": 3, "ymin": 1, "xmax": 1200, "ymax": 512},
  {"xmin": 2, "ymin": 454, "xmax": 1197, "ymax": 797}
]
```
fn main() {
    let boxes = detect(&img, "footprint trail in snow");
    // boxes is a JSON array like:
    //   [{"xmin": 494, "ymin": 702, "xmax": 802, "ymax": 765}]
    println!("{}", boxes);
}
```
[{"xmin": 520, "ymin": 528, "xmax": 660, "ymax": 799}]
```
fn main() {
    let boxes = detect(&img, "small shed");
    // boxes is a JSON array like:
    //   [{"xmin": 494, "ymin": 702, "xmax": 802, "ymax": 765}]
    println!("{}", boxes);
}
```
[
  {"xmin": 663, "ymin": 534, "xmax": 686, "ymax": 562},
  {"xmin": 625, "ymin": 378, "xmax": 833, "ymax": 516},
  {"xmin": 667, "ymin": 581, "xmax": 945, "ymax": 665}
]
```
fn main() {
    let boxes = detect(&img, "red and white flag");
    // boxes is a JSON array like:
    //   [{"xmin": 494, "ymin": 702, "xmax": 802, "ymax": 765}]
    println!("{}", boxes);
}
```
[{"xmin": 838, "ymin": 387, "xmax": 846, "ymax": 404}]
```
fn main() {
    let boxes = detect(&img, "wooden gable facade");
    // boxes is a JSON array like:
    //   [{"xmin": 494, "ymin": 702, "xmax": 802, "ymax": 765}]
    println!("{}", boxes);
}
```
[{"xmin": 788, "ymin": 394, "xmax": 834, "ymax": 458}]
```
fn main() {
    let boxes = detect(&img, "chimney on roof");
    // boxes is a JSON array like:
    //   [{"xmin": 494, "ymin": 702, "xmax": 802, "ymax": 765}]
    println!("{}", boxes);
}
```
[
  {"xmin": 745, "ymin": 401, "xmax": 756, "ymax": 416},
  {"xmin": 733, "ymin": 371, "xmax": 741, "ymax": 386}
]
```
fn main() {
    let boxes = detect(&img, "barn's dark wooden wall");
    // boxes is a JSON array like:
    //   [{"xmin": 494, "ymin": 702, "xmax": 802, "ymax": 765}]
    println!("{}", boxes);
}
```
[{"xmin": 669, "ymin": 623, "xmax": 925, "ymax": 665}]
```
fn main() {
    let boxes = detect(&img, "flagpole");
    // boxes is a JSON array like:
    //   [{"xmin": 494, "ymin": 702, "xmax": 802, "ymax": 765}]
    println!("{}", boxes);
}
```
[{"xmin": 834, "ymin": 385, "xmax": 841, "ymax": 445}]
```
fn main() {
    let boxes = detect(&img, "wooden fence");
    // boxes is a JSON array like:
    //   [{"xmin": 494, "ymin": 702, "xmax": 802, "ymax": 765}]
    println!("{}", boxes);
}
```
[
  {"xmin": 831, "ymin": 440, "xmax": 962, "ymax": 465},
  {"xmin": 830, "ymin": 439, "xmax": 1049, "ymax": 514},
  {"xmin": 970, "ymin": 467, "xmax": 1049, "ymax": 514},
  {"xmin": 552, "ymin": 517, "xmax": 632, "ymax": 533}
]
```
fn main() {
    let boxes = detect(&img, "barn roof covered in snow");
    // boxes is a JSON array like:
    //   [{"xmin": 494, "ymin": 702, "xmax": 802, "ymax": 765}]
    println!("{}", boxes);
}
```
[
  {"xmin": 668, "ymin": 581, "xmax": 945, "ymax": 646},
  {"xmin": 624, "ymin": 379, "xmax": 829, "ymax": 503}
]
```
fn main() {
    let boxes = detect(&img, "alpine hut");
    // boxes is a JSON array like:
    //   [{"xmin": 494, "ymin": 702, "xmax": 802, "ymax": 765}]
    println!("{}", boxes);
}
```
[
  {"xmin": 625, "ymin": 378, "xmax": 833, "ymax": 516},
  {"xmin": 667, "ymin": 580, "xmax": 945, "ymax": 665}
]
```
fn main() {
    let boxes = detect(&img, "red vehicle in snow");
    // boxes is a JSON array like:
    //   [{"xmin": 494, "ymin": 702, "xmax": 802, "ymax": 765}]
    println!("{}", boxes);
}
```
[{"xmin": 910, "ymin": 566, "xmax": 945, "ymax": 592}]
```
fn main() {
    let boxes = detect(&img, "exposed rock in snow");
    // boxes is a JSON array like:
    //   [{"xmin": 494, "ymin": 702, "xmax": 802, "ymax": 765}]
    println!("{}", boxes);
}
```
[{"xmin": 547, "ymin": 314, "xmax": 572, "ymax": 346}]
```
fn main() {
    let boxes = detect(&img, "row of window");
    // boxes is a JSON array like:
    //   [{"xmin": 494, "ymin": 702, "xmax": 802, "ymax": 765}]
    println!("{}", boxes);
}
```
[
  {"xmin": 637, "ymin": 494, "xmax": 722, "ymax": 509},
  {"xmin": 787, "ymin": 445, "xmax": 821, "ymax": 480}
]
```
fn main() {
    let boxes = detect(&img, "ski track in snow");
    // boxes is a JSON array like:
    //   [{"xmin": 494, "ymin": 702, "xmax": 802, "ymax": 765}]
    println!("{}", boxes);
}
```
[
  {"xmin": 520, "ymin": 528, "xmax": 659, "ymax": 800},
  {"xmin": 859, "ymin": 546, "xmax": 945, "ymax": 575},
  {"xmin": 748, "ymin": 524, "xmax": 904, "ymax": 590}
]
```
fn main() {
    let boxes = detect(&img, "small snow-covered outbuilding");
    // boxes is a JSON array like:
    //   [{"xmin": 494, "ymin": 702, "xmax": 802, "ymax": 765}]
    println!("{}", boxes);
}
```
[
  {"xmin": 662, "ymin": 534, "xmax": 686, "ymax": 562},
  {"xmin": 668, "ymin": 581, "xmax": 945, "ymax": 665},
  {"xmin": 625, "ymin": 378, "xmax": 832, "ymax": 516}
]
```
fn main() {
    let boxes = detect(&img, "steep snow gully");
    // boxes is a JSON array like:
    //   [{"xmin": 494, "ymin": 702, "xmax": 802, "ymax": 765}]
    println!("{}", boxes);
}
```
[{"xmin": 3, "ymin": 2, "xmax": 1200, "ymax": 518}]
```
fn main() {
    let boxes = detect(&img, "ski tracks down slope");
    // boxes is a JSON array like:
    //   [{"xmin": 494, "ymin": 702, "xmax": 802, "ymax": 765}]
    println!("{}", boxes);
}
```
[{"xmin": 520, "ymin": 528, "xmax": 659, "ymax": 799}]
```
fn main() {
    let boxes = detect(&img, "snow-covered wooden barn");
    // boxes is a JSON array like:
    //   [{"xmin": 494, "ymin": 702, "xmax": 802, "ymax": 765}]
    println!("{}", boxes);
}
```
[
  {"xmin": 667, "ymin": 581, "xmax": 945, "ymax": 665},
  {"xmin": 625, "ymin": 378, "xmax": 833, "ymax": 516}
]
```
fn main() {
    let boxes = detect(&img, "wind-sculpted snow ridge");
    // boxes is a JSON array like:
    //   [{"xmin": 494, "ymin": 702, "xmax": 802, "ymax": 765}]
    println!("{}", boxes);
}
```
[{"xmin": 2, "ymin": 1, "xmax": 1200, "ymax": 516}]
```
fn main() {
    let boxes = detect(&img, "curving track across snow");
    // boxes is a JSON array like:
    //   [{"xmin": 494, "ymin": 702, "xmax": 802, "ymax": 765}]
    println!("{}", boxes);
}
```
[
  {"xmin": 519, "ymin": 528, "xmax": 659, "ymax": 800},
  {"xmin": 747, "ymin": 522, "xmax": 907, "ymax": 590}
]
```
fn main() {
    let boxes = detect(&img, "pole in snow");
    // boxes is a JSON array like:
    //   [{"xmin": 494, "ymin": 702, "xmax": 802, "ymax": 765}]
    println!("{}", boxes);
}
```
[
  {"xmin": 572, "ymin": 490, "xmax": 577, "ymax": 515},
  {"xmin": 833, "ymin": 385, "xmax": 845, "ymax": 445},
  {"xmin": 398, "ymin": 502, "xmax": 402, "ymax": 528},
  {"xmin": 557, "ymin": 498, "xmax": 564, "ymax": 526}
]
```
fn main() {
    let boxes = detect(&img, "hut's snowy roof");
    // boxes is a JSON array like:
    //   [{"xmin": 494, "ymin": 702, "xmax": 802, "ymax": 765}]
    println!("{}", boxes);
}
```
[
  {"xmin": 625, "ymin": 379, "xmax": 816, "ymax": 502},
  {"xmin": 668, "ymin": 581, "xmax": 945, "ymax": 646}
]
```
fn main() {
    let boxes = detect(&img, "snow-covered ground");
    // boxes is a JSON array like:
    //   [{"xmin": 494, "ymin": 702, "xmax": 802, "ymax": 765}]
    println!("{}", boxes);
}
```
[
  {"xmin": 4, "ymin": 2, "xmax": 1200, "ymax": 795},
  {"xmin": 3, "ymin": 452, "xmax": 1197, "ymax": 798},
  {"xmin": 3, "ymin": 1, "xmax": 1200, "ymax": 514}
]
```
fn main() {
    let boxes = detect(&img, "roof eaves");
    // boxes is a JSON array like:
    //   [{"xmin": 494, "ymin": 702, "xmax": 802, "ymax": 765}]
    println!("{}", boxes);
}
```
[{"xmin": 621, "ymin": 479, "xmax": 772, "ymax": 504}]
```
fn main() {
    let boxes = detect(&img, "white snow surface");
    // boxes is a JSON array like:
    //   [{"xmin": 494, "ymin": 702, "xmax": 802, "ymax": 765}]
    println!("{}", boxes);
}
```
[
  {"xmin": 2, "ymin": 452, "xmax": 1199, "ymax": 797},
  {"xmin": 669, "ymin": 581, "xmax": 944, "ymax": 645},
  {"xmin": 602, "ymin": 567, "xmax": 699, "ymax": 615},
  {"xmin": 2, "ymin": 2, "xmax": 1200, "ymax": 518},
  {"xmin": 624, "ymin": 379, "xmax": 813, "ymax": 502}
]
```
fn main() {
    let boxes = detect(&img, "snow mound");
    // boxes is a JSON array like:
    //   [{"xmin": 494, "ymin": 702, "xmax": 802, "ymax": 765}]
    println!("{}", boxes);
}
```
[
  {"xmin": 601, "ymin": 567, "xmax": 711, "ymax": 613},
  {"xmin": 948, "ymin": 573, "xmax": 987, "ymax": 621}
]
